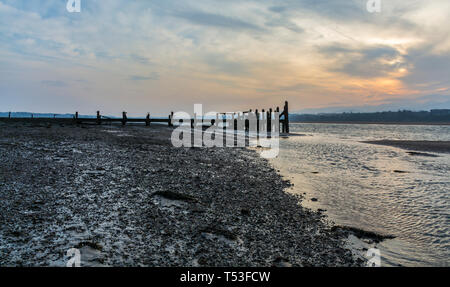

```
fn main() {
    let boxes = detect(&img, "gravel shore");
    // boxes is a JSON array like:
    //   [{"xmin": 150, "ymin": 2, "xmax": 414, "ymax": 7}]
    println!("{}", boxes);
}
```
[{"xmin": 0, "ymin": 121, "xmax": 359, "ymax": 266}]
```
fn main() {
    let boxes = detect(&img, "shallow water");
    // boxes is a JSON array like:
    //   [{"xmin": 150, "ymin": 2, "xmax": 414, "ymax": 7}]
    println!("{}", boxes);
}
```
[{"xmin": 271, "ymin": 123, "xmax": 450, "ymax": 267}]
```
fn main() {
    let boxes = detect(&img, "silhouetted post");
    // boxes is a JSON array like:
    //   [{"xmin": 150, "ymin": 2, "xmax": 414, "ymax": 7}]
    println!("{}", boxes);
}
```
[
  {"xmin": 96, "ymin": 111, "xmax": 101, "ymax": 125},
  {"xmin": 284, "ymin": 101, "xmax": 289, "ymax": 133},
  {"xmin": 169, "ymin": 111, "xmax": 174, "ymax": 127},
  {"xmin": 192, "ymin": 113, "xmax": 196, "ymax": 129},
  {"xmin": 222, "ymin": 113, "xmax": 227, "ymax": 132},
  {"xmin": 8, "ymin": 112, "xmax": 11, "ymax": 119},
  {"xmin": 255, "ymin": 109, "xmax": 259, "ymax": 136},
  {"xmin": 122, "ymin": 111, "xmax": 127, "ymax": 126},
  {"xmin": 261, "ymin": 109, "xmax": 265, "ymax": 133},
  {"xmin": 31, "ymin": 114, "xmax": 33, "ymax": 119},
  {"xmin": 275, "ymin": 107, "xmax": 279, "ymax": 133},
  {"xmin": 245, "ymin": 110, "xmax": 252, "ymax": 132},
  {"xmin": 267, "ymin": 108, "xmax": 272, "ymax": 134},
  {"xmin": 146, "ymin": 113, "xmax": 150, "ymax": 126}
]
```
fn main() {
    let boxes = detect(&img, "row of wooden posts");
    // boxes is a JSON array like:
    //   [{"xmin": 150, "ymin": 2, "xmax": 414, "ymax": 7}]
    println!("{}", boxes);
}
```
[
  {"xmin": 4, "ymin": 101, "xmax": 289, "ymax": 133},
  {"xmin": 74, "ymin": 101, "xmax": 290, "ymax": 133}
]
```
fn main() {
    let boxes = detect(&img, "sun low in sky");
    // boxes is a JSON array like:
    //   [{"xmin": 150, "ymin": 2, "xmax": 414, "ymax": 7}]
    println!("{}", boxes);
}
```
[{"xmin": 1, "ymin": 0, "xmax": 450, "ymax": 116}]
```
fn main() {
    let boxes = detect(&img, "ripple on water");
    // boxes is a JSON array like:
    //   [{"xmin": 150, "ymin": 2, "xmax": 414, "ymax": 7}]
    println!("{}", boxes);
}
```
[{"xmin": 272, "ymin": 123, "xmax": 450, "ymax": 266}]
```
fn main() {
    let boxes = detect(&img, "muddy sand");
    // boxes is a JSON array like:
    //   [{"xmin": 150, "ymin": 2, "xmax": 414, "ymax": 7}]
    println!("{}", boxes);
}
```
[{"xmin": 0, "ymin": 121, "xmax": 360, "ymax": 266}]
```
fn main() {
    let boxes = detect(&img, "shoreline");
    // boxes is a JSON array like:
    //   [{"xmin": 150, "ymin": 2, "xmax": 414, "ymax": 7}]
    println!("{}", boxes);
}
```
[
  {"xmin": 0, "ymin": 121, "xmax": 361, "ymax": 266},
  {"xmin": 292, "ymin": 121, "xmax": 450, "ymax": 126}
]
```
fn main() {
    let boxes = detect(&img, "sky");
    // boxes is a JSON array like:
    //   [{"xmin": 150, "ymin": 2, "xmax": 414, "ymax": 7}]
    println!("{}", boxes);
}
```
[{"xmin": 1, "ymin": 0, "xmax": 450, "ymax": 116}]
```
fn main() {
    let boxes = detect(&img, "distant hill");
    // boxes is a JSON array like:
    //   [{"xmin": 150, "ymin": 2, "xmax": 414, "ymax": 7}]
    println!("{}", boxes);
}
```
[
  {"xmin": 290, "ymin": 110, "xmax": 450, "ymax": 123},
  {"xmin": 0, "ymin": 112, "xmax": 95, "ymax": 118}
]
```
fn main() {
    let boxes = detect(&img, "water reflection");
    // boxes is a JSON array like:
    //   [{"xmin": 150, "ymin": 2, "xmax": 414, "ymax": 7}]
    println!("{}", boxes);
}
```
[{"xmin": 271, "ymin": 123, "xmax": 450, "ymax": 266}]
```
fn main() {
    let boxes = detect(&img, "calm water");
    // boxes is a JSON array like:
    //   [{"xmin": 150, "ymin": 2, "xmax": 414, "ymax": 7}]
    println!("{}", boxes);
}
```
[{"xmin": 271, "ymin": 123, "xmax": 450, "ymax": 267}]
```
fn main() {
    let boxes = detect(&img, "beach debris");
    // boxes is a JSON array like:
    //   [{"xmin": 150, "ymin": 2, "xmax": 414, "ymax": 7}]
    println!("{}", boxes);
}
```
[{"xmin": 331, "ymin": 226, "xmax": 395, "ymax": 243}]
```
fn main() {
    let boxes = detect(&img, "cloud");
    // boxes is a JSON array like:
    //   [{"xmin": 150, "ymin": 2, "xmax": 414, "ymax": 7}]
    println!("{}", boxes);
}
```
[
  {"xmin": 319, "ymin": 44, "xmax": 407, "ymax": 78},
  {"xmin": 1, "ymin": 0, "xmax": 450, "ymax": 114},
  {"xmin": 41, "ymin": 80, "xmax": 67, "ymax": 87},
  {"xmin": 129, "ymin": 73, "xmax": 159, "ymax": 81},
  {"xmin": 174, "ymin": 10, "xmax": 262, "ymax": 31}
]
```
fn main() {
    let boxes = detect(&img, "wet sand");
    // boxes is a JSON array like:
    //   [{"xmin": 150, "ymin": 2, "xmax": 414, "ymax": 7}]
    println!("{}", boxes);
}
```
[
  {"xmin": 0, "ymin": 121, "xmax": 360, "ymax": 266},
  {"xmin": 363, "ymin": 140, "xmax": 450, "ymax": 154}
]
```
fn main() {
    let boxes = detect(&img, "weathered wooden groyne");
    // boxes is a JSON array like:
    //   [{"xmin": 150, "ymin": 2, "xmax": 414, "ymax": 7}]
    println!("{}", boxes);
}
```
[{"xmin": 1, "ymin": 101, "xmax": 290, "ymax": 133}]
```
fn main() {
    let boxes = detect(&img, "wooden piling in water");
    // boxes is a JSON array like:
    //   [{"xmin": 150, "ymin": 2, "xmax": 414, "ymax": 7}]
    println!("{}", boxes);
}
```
[
  {"xmin": 146, "ymin": 113, "xmax": 150, "ymax": 126},
  {"xmin": 284, "ymin": 101, "xmax": 289, "ymax": 133},
  {"xmin": 122, "ymin": 111, "xmax": 127, "ymax": 126},
  {"xmin": 97, "ymin": 111, "xmax": 101, "ymax": 125},
  {"xmin": 169, "ymin": 111, "xmax": 174, "ymax": 127},
  {"xmin": 255, "ymin": 109, "xmax": 259, "ymax": 136}
]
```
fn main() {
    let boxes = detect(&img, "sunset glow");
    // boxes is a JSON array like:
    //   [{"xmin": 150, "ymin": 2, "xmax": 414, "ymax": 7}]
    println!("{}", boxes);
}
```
[{"xmin": 1, "ymin": 0, "xmax": 450, "ymax": 115}]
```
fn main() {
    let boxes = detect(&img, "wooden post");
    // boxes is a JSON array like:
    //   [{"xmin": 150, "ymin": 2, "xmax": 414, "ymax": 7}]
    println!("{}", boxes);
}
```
[
  {"xmin": 267, "ymin": 108, "xmax": 272, "ymax": 133},
  {"xmin": 8, "ymin": 112, "xmax": 11, "ymax": 119},
  {"xmin": 255, "ymin": 109, "xmax": 259, "ymax": 136},
  {"xmin": 275, "ymin": 107, "xmax": 280, "ymax": 132},
  {"xmin": 284, "ymin": 101, "xmax": 289, "ymax": 133},
  {"xmin": 97, "ymin": 111, "xmax": 101, "ymax": 125},
  {"xmin": 244, "ymin": 112, "xmax": 248, "ymax": 133},
  {"xmin": 261, "ymin": 109, "xmax": 265, "ymax": 133},
  {"xmin": 146, "ymin": 113, "xmax": 150, "ymax": 126},
  {"xmin": 122, "ymin": 111, "xmax": 127, "ymax": 126},
  {"xmin": 223, "ymin": 114, "xmax": 227, "ymax": 131},
  {"xmin": 31, "ymin": 114, "xmax": 33, "ymax": 119},
  {"xmin": 169, "ymin": 111, "xmax": 174, "ymax": 127}
]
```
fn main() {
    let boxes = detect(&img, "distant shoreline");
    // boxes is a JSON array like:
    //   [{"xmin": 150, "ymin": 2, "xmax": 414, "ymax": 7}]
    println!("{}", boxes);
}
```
[{"xmin": 292, "ymin": 121, "xmax": 450, "ymax": 126}]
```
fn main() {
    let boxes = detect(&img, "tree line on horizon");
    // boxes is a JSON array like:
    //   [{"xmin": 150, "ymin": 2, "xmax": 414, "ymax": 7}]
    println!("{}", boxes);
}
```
[{"xmin": 290, "ymin": 109, "xmax": 450, "ymax": 123}]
